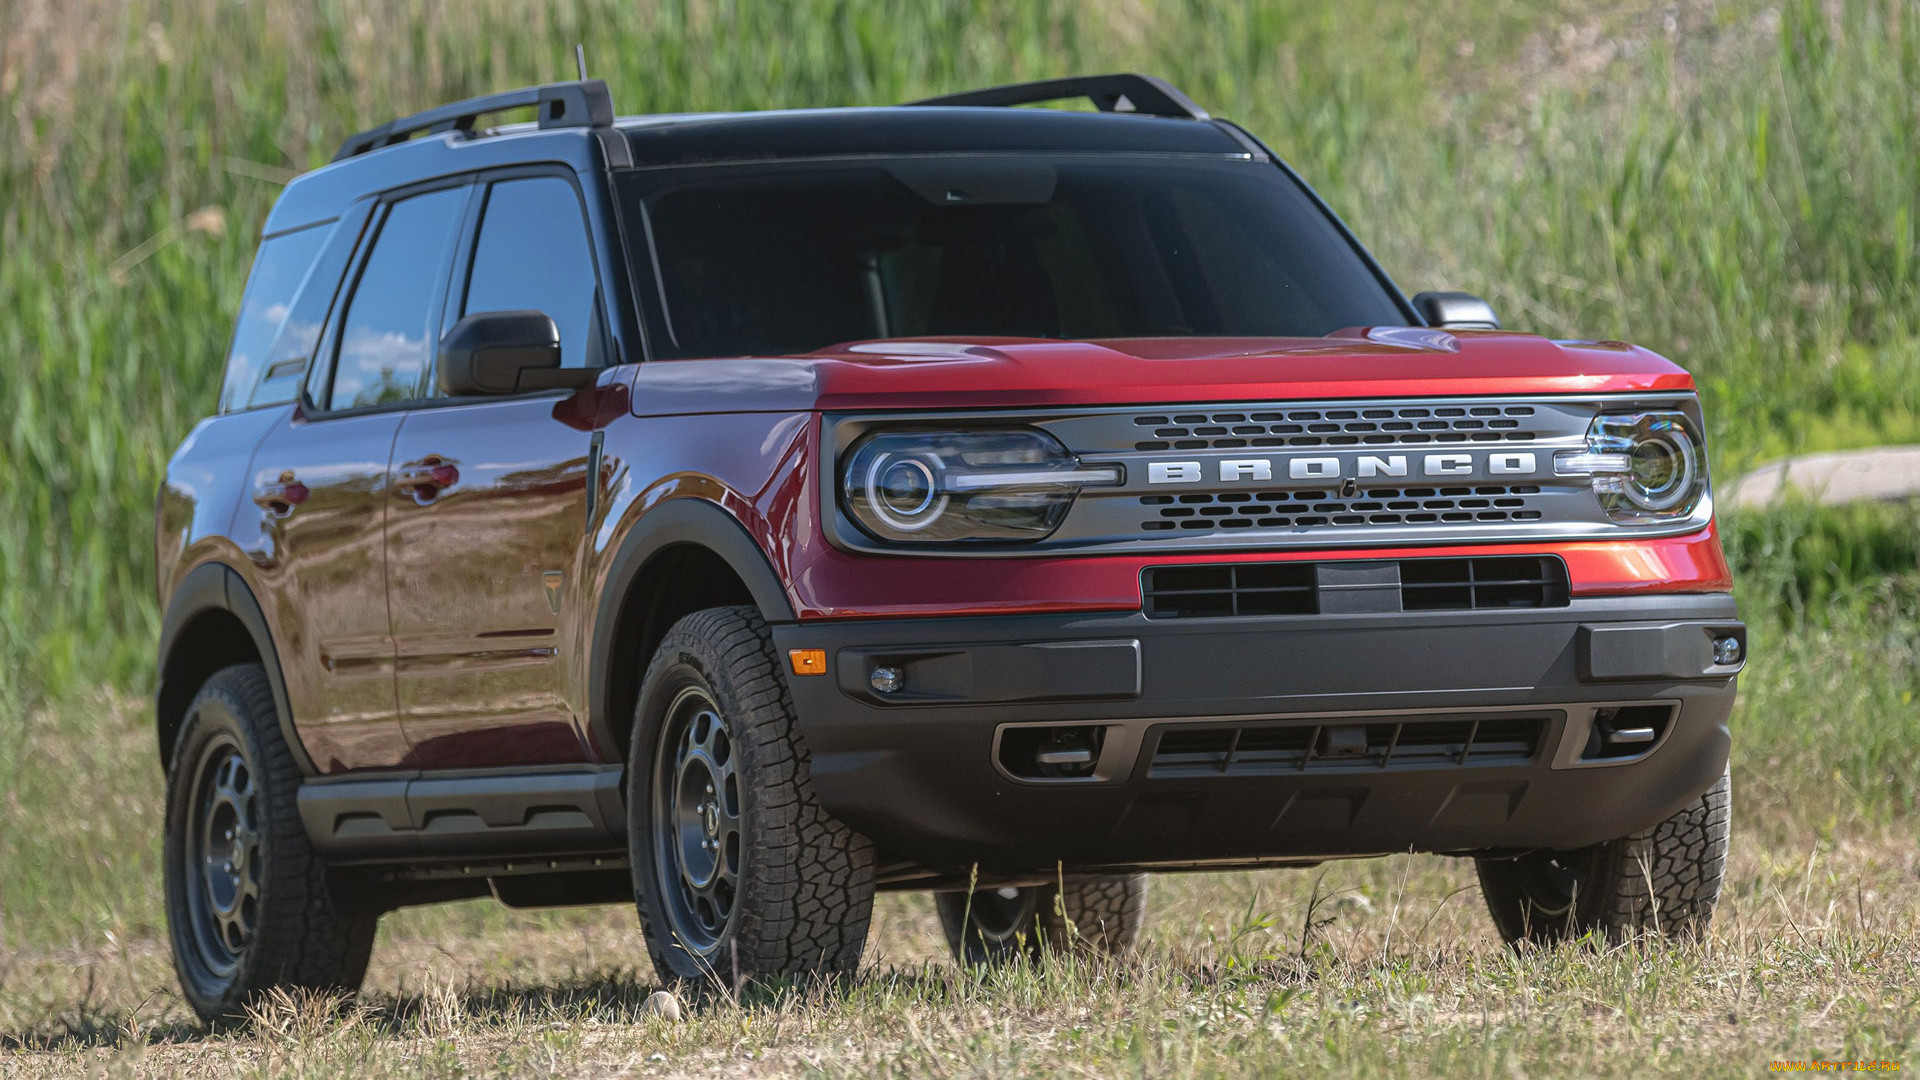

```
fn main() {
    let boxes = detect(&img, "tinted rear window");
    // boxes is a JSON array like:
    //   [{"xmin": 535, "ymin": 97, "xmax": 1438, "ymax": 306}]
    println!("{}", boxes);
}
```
[
  {"xmin": 219, "ymin": 223, "xmax": 329, "ymax": 412},
  {"xmin": 625, "ymin": 157, "xmax": 1404, "ymax": 359}
]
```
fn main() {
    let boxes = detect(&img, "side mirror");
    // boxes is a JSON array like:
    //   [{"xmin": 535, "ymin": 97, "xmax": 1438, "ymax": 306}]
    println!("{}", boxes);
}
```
[
  {"xmin": 1412, "ymin": 291, "xmax": 1501, "ymax": 330},
  {"xmin": 437, "ymin": 310, "xmax": 592, "ymax": 396}
]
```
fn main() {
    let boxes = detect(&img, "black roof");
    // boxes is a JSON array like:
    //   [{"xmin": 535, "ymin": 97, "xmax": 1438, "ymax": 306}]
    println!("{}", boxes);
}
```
[
  {"xmin": 267, "ymin": 75, "xmax": 1258, "ymax": 234},
  {"xmin": 614, "ymin": 106, "xmax": 1249, "ymax": 167}
]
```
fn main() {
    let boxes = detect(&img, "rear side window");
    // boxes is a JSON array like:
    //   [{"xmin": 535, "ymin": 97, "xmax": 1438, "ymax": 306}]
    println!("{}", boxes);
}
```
[
  {"xmin": 327, "ymin": 188, "xmax": 465, "ymax": 411},
  {"xmin": 461, "ymin": 177, "xmax": 600, "ymax": 370},
  {"xmin": 219, "ymin": 224, "xmax": 328, "ymax": 413}
]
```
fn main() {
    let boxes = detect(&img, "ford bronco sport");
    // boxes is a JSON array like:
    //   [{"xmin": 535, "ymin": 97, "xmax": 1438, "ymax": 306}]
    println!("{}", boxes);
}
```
[{"xmin": 156, "ymin": 74, "xmax": 1741, "ymax": 1019}]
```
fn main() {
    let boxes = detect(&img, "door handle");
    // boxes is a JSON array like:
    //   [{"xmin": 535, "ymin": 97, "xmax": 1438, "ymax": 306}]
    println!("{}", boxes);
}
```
[
  {"xmin": 395, "ymin": 456, "xmax": 460, "ymax": 499},
  {"xmin": 253, "ymin": 472, "xmax": 309, "ymax": 515}
]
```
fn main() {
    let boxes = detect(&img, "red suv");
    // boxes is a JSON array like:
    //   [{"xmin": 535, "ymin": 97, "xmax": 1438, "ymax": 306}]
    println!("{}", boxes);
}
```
[{"xmin": 155, "ymin": 74, "xmax": 1740, "ymax": 1019}]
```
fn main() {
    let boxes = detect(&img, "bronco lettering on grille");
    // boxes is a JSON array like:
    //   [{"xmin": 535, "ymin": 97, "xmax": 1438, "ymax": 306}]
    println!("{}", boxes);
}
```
[{"xmin": 1146, "ymin": 451, "xmax": 1540, "ymax": 484}]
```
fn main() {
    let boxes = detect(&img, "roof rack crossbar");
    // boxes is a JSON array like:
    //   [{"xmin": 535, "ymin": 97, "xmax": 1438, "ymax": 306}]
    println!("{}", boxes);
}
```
[
  {"xmin": 332, "ymin": 79, "xmax": 615, "ymax": 163},
  {"xmin": 906, "ymin": 73, "xmax": 1208, "ymax": 120}
]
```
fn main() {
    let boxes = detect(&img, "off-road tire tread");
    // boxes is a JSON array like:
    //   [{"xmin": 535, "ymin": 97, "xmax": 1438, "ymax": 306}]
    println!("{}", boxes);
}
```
[
  {"xmin": 1040, "ymin": 874, "xmax": 1151, "ymax": 955},
  {"xmin": 631, "ymin": 606, "xmax": 875, "ymax": 984},
  {"xmin": 165, "ymin": 664, "xmax": 376, "ymax": 1020},
  {"xmin": 1477, "ymin": 768, "xmax": 1730, "ymax": 946},
  {"xmin": 938, "ymin": 873, "xmax": 1149, "ymax": 964}
]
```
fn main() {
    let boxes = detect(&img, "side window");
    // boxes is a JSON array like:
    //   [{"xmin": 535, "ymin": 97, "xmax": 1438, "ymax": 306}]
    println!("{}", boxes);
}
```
[
  {"xmin": 219, "ymin": 223, "xmax": 329, "ymax": 413},
  {"xmin": 462, "ymin": 177, "xmax": 600, "ymax": 370},
  {"xmin": 327, "ymin": 188, "xmax": 465, "ymax": 411}
]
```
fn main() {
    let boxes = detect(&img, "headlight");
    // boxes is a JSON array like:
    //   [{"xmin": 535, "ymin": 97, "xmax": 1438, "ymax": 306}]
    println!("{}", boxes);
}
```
[
  {"xmin": 841, "ymin": 429, "xmax": 1121, "ymax": 543},
  {"xmin": 1554, "ymin": 411, "xmax": 1706, "ymax": 522}
]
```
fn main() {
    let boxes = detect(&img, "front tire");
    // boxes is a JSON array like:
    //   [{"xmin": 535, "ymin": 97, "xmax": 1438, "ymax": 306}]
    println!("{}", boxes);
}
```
[
  {"xmin": 935, "ymin": 874, "xmax": 1149, "ymax": 965},
  {"xmin": 1475, "ymin": 768, "xmax": 1731, "ymax": 946},
  {"xmin": 163, "ymin": 664, "xmax": 377, "ymax": 1021},
  {"xmin": 628, "ymin": 606, "xmax": 876, "ymax": 987}
]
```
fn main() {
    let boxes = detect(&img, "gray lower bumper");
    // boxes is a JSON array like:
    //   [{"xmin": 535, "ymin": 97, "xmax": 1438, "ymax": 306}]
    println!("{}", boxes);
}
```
[{"xmin": 774, "ymin": 594, "xmax": 1741, "ymax": 872}]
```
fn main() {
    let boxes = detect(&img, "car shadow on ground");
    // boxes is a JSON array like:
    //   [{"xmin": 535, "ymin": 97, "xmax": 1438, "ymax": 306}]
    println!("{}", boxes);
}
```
[{"xmin": 0, "ymin": 952, "xmax": 1233, "ymax": 1052}]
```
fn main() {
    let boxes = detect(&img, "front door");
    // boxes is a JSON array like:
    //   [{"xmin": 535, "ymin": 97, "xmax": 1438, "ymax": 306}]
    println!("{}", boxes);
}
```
[{"xmin": 385, "ymin": 174, "xmax": 608, "ymax": 768}]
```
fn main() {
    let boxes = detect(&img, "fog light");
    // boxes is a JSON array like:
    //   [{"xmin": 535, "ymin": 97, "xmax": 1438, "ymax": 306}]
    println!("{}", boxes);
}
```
[
  {"xmin": 869, "ymin": 666, "xmax": 904, "ymax": 694},
  {"xmin": 1713, "ymin": 636, "xmax": 1743, "ymax": 665}
]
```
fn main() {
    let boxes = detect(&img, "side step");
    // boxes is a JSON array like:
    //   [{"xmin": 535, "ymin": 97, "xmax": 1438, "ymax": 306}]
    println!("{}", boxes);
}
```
[{"xmin": 298, "ymin": 766, "xmax": 625, "ymax": 863}]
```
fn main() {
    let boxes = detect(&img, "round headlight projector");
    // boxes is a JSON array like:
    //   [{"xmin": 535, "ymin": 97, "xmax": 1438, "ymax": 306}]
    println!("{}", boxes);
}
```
[
  {"xmin": 1555, "ymin": 410, "xmax": 1706, "ymax": 522},
  {"xmin": 840, "ymin": 429, "xmax": 1121, "ymax": 544},
  {"xmin": 865, "ymin": 453, "xmax": 947, "ymax": 532},
  {"xmin": 1620, "ymin": 419, "xmax": 1698, "ymax": 512}
]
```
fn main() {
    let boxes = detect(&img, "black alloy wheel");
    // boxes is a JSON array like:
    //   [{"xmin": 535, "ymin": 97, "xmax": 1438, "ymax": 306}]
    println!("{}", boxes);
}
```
[
  {"xmin": 652, "ymin": 686, "xmax": 743, "ymax": 956},
  {"xmin": 163, "ymin": 664, "xmax": 377, "ymax": 1021},
  {"xmin": 180, "ymin": 738, "xmax": 263, "ymax": 982},
  {"xmin": 949, "ymin": 886, "xmax": 1045, "ymax": 962},
  {"xmin": 1476, "ymin": 767, "xmax": 1731, "ymax": 945},
  {"xmin": 627, "ymin": 606, "xmax": 876, "ymax": 987},
  {"xmin": 935, "ymin": 874, "xmax": 1150, "ymax": 966}
]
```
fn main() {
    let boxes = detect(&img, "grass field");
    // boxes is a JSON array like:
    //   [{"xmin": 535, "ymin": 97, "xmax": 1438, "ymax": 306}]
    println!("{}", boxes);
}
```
[{"xmin": 2, "ymin": 0, "xmax": 1918, "ymax": 1076}]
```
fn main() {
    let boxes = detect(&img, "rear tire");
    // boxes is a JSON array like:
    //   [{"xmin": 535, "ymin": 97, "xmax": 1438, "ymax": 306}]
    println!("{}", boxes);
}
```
[
  {"xmin": 1475, "ymin": 768, "xmax": 1730, "ymax": 945},
  {"xmin": 163, "ymin": 664, "xmax": 377, "ymax": 1022},
  {"xmin": 935, "ymin": 874, "xmax": 1149, "ymax": 965},
  {"xmin": 628, "ymin": 606, "xmax": 876, "ymax": 987}
]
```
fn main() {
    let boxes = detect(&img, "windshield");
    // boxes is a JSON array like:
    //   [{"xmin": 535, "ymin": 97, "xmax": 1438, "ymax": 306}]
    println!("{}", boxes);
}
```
[{"xmin": 621, "ymin": 156, "xmax": 1407, "ymax": 359}]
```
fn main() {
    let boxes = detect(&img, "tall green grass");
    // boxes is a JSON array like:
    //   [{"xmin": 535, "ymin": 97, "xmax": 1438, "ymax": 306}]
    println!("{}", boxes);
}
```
[{"xmin": 2, "ymin": 0, "xmax": 1917, "ymax": 707}]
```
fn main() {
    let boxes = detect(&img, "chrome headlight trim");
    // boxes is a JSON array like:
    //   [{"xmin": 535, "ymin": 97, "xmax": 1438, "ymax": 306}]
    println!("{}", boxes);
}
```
[{"xmin": 839, "ymin": 428, "xmax": 1122, "ymax": 544}]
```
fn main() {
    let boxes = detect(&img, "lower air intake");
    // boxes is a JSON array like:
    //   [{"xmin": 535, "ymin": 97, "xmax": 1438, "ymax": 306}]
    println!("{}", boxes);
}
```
[{"xmin": 1147, "ymin": 713, "xmax": 1551, "ymax": 777}]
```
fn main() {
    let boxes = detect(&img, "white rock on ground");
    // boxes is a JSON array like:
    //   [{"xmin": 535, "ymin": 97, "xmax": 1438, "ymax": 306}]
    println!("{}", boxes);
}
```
[
  {"xmin": 643, "ymin": 989, "xmax": 684, "ymax": 1021},
  {"xmin": 1720, "ymin": 446, "xmax": 1920, "ymax": 509}
]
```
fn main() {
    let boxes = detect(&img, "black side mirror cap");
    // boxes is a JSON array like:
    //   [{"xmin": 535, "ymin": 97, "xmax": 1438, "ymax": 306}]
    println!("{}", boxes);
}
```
[
  {"xmin": 1412, "ymin": 291, "xmax": 1501, "ymax": 330},
  {"xmin": 437, "ymin": 310, "xmax": 593, "ymax": 396}
]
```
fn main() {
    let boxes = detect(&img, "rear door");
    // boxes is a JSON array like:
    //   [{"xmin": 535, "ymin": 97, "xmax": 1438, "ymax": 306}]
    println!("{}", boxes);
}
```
[
  {"xmin": 243, "ymin": 184, "xmax": 469, "ymax": 772},
  {"xmin": 384, "ymin": 172, "xmax": 608, "ymax": 768}
]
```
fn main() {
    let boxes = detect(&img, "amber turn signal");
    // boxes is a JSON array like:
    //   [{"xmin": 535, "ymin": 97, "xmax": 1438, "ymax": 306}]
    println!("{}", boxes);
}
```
[{"xmin": 788, "ymin": 648, "xmax": 828, "ymax": 676}]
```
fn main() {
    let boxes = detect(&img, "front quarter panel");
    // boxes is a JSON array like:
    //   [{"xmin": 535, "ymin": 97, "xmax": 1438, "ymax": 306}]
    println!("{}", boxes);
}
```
[
  {"xmin": 581, "ymin": 401, "xmax": 814, "ymax": 761},
  {"xmin": 594, "ymin": 405, "xmax": 814, "ymax": 610}
]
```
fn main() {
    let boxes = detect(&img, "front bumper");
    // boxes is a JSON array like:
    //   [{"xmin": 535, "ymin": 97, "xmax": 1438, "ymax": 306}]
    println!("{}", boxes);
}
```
[{"xmin": 773, "ymin": 593, "xmax": 1740, "ymax": 874}]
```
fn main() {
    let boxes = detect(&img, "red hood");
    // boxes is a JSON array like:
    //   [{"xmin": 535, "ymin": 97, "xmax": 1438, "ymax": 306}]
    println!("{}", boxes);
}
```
[{"xmin": 626, "ymin": 329, "xmax": 1694, "ymax": 415}]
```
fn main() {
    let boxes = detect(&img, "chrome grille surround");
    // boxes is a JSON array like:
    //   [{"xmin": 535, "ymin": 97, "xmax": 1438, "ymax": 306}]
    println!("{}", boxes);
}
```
[{"xmin": 822, "ymin": 392, "xmax": 1714, "ymax": 555}]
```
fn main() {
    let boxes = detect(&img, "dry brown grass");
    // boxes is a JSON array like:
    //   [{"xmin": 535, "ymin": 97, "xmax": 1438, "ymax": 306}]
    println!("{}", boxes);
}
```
[
  {"xmin": 1, "ymin": 819, "xmax": 1913, "ymax": 1077},
  {"xmin": 3, "ymin": 616, "xmax": 1917, "ymax": 1077}
]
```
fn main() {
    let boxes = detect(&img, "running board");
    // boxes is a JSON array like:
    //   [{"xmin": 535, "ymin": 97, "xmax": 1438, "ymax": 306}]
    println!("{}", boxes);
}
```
[{"xmin": 298, "ymin": 766, "xmax": 625, "ymax": 863}]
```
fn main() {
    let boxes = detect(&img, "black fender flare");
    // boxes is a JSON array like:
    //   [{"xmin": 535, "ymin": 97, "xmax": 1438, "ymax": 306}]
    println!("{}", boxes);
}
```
[
  {"xmin": 156, "ymin": 562, "xmax": 315, "ymax": 776},
  {"xmin": 586, "ymin": 498, "xmax": 796, "ymax": 757}
]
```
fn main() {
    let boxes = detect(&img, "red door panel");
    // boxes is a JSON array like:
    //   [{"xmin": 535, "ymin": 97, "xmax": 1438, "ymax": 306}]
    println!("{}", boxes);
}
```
[
  {"xmin": 385, "ymin": 397, "xmax": 595, "ymax": 767},
  {"xmin": 238, "ymin": 410, "xmax": 407, "ymax": 772}
]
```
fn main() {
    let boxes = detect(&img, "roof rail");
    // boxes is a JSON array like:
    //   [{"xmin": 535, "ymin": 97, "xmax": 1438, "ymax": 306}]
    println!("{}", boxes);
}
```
[
  {"xmin": 906, "ymin": 73, "xmax": 1208, "ymax": 120},
  {"xmin": 332, "ymin": 79, "xmax": 615, "ymax": 163}
]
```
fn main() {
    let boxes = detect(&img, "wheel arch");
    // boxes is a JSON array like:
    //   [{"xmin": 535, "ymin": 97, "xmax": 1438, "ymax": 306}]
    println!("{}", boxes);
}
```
[
  {"xmin": 157, "ymin": 562, "xmax": 313, "ymax": 775},
  {"xmin": 588, "ymin": 498, "xmax": 797, "ymax": 761}
]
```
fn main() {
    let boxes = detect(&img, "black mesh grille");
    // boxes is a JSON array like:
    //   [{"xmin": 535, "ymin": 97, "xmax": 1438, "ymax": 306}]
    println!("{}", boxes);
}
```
[
  {"xmin": 1130, "ymin": 404, "xmax": 1539, "ymax": 452},
  {"xmin": 1139, "ymin": 485, "xmax": 1546, "ymax": 533},
  {"xmin": 1147, "ymin": 714, "xmax": 1549, "ymax": 777},
  {"xmin": 1141, "ymin": 563, "xmax": 1316, "ymax": 618},
  {"xmin": 1399, "ymin": 556, "xmax": 1571, "ymax": 610},
  {"xmin": 1142, "ymin": 557, "xmax": 1569, "ymax": 617}
]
